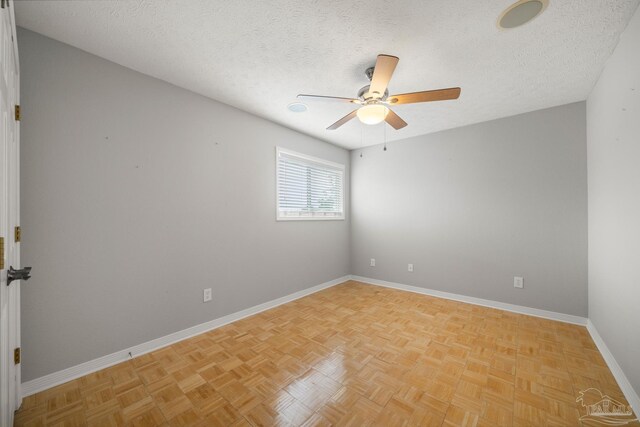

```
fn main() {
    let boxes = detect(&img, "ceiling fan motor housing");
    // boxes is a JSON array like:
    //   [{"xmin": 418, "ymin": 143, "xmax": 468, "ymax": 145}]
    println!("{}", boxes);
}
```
[
  {"xmin": 361, "ymin": 65, "xmax": 390, "ymax": 102},
  {"xmin": 358, "ymin": 85, "xmax": 389, "ymax": 103}
]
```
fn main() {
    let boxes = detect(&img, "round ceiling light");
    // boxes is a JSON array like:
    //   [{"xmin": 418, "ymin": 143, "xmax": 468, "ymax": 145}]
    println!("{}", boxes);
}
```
[
  {"xmin": 498, "ymin": 0, "xmax": 548, "ymax": 29},
  {"xmin": 287, "ymin": 102, "xmax": 308, "ymax": 113},
  {"xmin": 357, "ymin": 104, "xmax": 389, "ymax": 125}
]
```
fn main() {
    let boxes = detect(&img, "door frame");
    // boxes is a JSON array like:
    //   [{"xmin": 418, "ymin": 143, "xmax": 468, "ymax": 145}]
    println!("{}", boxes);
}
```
[{"xmin": 0, "ymin": 0, "xmax": 21, "ymax": 424}]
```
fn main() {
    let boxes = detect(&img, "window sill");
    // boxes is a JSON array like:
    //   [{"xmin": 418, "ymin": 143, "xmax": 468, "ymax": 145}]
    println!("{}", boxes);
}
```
[{"xmin": 277, "ymin": 216, "xmax": 345, "ymax": 221}]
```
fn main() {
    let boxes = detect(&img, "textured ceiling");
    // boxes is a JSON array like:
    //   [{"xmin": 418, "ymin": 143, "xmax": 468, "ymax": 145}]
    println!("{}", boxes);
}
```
[{"xmin": 15, "ymin": 0, "xmax": 640, "ymax": 149}]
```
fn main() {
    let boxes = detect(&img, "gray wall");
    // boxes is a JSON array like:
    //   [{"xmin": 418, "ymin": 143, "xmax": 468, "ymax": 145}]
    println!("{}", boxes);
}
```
[
  {"xmin": 587, "ymin": 6, "xmax": 640, "ymax": 396},
  {"xmin": 18, "ymin": 28, "xmax": 350, "ymax": 382},
  {"xmin": 351, "ymin": 102, "xmax": 588, "ymax": 316}
]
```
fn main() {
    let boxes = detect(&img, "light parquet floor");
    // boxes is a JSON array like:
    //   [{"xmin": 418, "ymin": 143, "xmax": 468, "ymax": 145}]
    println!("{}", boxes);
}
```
[{"xmin": 14, "ymin": 281, "xmax": 638, "ymax": 426}]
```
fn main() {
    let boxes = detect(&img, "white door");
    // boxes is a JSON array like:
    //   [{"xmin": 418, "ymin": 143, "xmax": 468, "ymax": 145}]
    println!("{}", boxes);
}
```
[{"xmin": 0, "ymin": 0, "xmax": 21, "ymax": 424}]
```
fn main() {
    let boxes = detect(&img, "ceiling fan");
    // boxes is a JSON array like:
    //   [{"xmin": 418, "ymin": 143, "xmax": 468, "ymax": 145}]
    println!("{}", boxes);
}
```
[{"xmin": 298, "ymin": 54, "xmax": 461, "ymax": 130}]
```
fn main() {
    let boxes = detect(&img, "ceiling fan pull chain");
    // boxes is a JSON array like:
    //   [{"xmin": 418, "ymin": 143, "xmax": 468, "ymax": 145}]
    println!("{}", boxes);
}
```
[
  {"xmin": 360, "ymin": 123, "xmax": 364, "ymax": 157},
  {"xmin": 383, "ymin": 122, "xmax": 387, "ymax": 151}
]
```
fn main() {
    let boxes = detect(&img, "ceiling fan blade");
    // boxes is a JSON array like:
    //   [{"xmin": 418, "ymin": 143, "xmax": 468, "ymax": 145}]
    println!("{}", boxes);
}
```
[
  {"xmin": 369, "ymin": 54, "xmax": 399, "ymax": 97},
  {"xmin": 297, "ymin": 94, "xmax": 360, "ymax": 103},
  {"xmin": 327, "ymin": 110, "xmax": 358, "ymax": 130},
  {"xmin": 387, "ymin": 87, "xmax": 461, "ymax": 105},
  {"xmin": 385, "ymin": 109, "xmax": 408, "ymax": 130}
]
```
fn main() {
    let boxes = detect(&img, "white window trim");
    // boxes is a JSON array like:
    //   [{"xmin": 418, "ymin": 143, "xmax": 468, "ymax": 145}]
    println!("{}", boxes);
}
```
[{"xmin": 276, "ymin": 147, "xmax": 345, "ymax": 221}]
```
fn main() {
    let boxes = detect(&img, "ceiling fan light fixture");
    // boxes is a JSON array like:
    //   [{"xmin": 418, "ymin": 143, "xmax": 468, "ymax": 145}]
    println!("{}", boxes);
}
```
[{"xmin": 357, "ymin": 104, "xmax": 389, "ymax": 125}]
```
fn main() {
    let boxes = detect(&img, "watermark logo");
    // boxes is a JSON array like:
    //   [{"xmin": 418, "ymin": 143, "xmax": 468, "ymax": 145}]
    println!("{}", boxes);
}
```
[{"xmin": 576, "ymin": 388, "xmax": 637, "ymax": 425}]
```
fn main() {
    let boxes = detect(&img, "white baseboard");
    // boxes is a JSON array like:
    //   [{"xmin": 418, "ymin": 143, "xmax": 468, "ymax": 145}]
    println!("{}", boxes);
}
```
[
  {"xmin": 586, "ymin": 320, "xmax": 640, "ymax": 416},
  {"xmin": 351, "ymin": 275, "xmax": 588, "ymax": 326},
  {"xmin": 21, "ymin": 275, "xmax": 350, "ymax": 398}
]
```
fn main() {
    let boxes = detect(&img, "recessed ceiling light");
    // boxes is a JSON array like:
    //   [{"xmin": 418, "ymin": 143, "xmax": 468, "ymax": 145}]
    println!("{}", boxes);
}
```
[
  {"xmin": 287, "ymin": 102, "xmax": 308, "ymax": 113},
  {"xmin": 498, "ymin": 0, "xmax": 548, "ymax": 29}
]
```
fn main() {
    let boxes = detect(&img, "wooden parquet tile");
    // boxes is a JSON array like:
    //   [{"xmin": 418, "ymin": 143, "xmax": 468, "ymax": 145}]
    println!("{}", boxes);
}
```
[{"xmin": 14, "ymin": 281, "xmax": 639, "ymax": 426}]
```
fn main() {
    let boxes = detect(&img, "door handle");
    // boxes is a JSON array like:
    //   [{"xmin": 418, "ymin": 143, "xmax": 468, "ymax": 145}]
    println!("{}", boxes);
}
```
[{"xmin": 7, "ymin": 266, "xmax": 32, "ymax": 286}]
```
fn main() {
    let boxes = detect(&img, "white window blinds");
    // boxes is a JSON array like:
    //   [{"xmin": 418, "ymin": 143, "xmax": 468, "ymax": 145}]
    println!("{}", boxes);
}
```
[{"xmin": 277, "ymin": 148, "xmax": 345, "ymax": 220}]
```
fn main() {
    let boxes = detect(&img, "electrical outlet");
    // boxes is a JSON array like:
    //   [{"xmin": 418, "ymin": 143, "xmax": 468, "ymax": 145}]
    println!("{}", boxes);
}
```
[
  {"xmin": 514, "ymin": 277, "xmax": 524, "ymax": 289},
  {"xmin": 370, "ymin": 258, "xmax": 376, "ymax": 267},
  {"xmin": 408, "ymin": 263, "xmax": 414, "ymax": 272},
  {"xmin": 203, "ymin": 288, "xmax": 212, "ymax": 302}
]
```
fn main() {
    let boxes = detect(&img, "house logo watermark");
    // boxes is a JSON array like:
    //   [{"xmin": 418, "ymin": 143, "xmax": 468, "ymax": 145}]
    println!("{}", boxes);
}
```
[{"xmin": 576, "ymin": 388, "xmax": 637, "ymax": 425}]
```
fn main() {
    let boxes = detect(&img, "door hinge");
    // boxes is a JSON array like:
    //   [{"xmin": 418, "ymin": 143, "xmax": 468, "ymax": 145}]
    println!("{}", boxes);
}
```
[
  {"xmin": 15, "ymin": 105, "xmax": 20, "ymax": 121},
  {"xmin": 14, "ymin": 348, "xmax": 20, "ymax": 365},
  {"xmin": 14, "ymin": 226, "xmax": 21, "ymax": 243},
  {"xmin": 0, "ymin": 237, "xmax": 4, "ymax": 270}
]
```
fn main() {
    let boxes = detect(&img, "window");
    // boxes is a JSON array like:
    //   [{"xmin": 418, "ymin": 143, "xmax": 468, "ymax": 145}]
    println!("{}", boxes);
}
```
[{"xmin": 276, "ymin": 147, "xmax": 345, "ymax": 220}]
